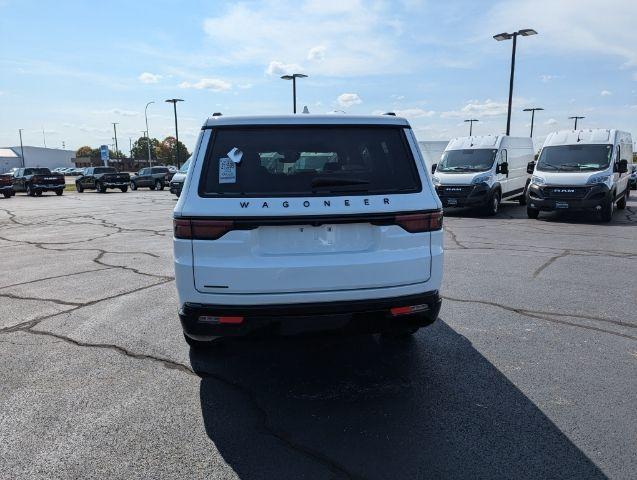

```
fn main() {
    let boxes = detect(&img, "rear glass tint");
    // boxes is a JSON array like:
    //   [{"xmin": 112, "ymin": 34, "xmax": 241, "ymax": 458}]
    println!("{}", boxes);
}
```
[
  {"xmin": 199, "ymin": 126, "xmax": 421, "ymax": 197},
  {"xmin": 26, "ymin": 168, "xmax": 51, "ymax": 175},
  {"xmin": 94, "ymin": 167, "xmax": 116, "ymax": 174}
]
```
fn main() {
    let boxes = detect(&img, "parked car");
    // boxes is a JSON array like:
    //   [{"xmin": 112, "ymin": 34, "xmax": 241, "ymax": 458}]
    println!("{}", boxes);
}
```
[
  {"xmin": 174, "ymin": 114, "xmax": 444, "ymax": 348},
  {"xmin": 0, "ymin": 174, "xmax": 15, "ymax": 198},
  {"xmin": 629, "ymin": 164, "xmax": 637, "ymax": 190},
  {"xmin": 169, "ymin": 157, "xmax": 191, "ymax": 197},
  {"xmin": 76, "ymin": 166, "xmax": 130, "ymax": 193},
  {"xmin": 12, "ymin": 167, "xmax": 65, "ymax": 196},
  {"xmin": 168, "ymin": 165, "xmax": 178, "ymax": 174},
  {"xmin": 431, "ymin": 135, "xmax": 534, "ymax": 215},
  {"xmin": 526, "ymin": 129, "xmax": 632, "ymax": 222},
  {"xmin": 130, "ymin": 166, "xmax": 171, "ymax": 190}
]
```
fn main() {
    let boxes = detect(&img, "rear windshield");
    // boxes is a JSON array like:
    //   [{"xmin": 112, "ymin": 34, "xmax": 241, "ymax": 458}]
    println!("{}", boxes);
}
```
[
  {"xmin": 152, "ymin": 167, "xmax": 169, "ymax": 173},
  {"xmin": 94, "ymin": 167, "xmax": 116, "ymax": 174},
  {"xmin": 199, "ymin": 126, "xmax": 421, "ymax": 197},
  {"xmin": 25, "ymin": 168, "xmax": 51, "ymax": 175}
]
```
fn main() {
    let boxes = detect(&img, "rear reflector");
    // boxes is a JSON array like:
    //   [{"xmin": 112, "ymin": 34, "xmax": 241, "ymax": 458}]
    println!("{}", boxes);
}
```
[
  {"xmin": 174, "ymin": 219, "xmax": 234, "ymax": 240},
  {"xmin": 395, "ymin": 211, "xmax": 443, "ymax": 233},
  {"xmin": 390, "ymin": 304, "xmax": 430, "ymax": 317},
  {"xmin": 199, "ymin": 315, "xmax": 244, "ymax": 324}
]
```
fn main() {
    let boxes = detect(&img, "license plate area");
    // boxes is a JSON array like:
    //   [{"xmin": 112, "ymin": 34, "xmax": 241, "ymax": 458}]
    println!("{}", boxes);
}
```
[
  {"xmin": 555, "ymin": 201, "xmax": 569, "ymax": 209},
  {"xmin": 257, "ymin": 224, "xmax": 375, "ymax": 255},
  {"xmin": 446, "ymin": 198, "xmax": 458, "ymax": 206}
]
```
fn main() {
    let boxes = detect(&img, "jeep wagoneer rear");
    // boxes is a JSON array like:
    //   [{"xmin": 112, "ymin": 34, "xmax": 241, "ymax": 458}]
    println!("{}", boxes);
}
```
[{"xmin": 173, "ymin": 115, "xmax": 443, "ymax": 347}]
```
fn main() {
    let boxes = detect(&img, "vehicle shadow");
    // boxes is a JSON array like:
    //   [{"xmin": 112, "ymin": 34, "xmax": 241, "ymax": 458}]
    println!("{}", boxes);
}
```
[{"xmin": 190, "ymin": 320, "xmax": 605, "ymax": 479}]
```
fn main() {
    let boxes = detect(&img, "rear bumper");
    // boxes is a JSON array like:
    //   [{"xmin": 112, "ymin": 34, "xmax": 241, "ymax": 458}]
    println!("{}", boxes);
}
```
[
  {"xmin": 103, "ymin": 182, "xmax": 128, "ymax": 188},
  {"xmin": 0, "ymin": 185, "xmax": 14, "ymax": 192},
  {"xmin": 527, "ymin": 184, "xmax": 610, "ymax": 212},
  {"xmin": 180, "ymin": 290, "xmax": 441, "ymax": 339},
  {"xmin": 33, "ymin": 183, "xmax": 65, "ymax": 191}
]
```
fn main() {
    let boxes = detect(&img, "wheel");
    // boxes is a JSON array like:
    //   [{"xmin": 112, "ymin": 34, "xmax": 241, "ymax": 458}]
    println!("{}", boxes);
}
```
[
  {"xmin": 130, "ymin": 181, "xmax": 137, "ymax": 191},
  {"xmin": 617, "ymin": 190, "xmax": 627, "ymax": 210},
  {"xmin": 120, "ymin": 186, "xmax": 128, "ymax": 193},
  {"xmin": 149, "ymin": 183, "xmax": 156, "ymax": 190},
  {"xmin": 3, "ymin": 192, "xmax": 11, "ymax": 198},
  {"xmin": 26, "ymin": 184, "xmax": 35, "ymax": 196},
  {"xmin": 55, "ymin": 189, "xmax": 63, "ymax": 196},
  {"xmin": 484, "ymin": 191, "xmax": 501, "ymax": 216},
  {"xmin": 76, "ymin": 182, "xmax": 83, "ymax": 193},
  {"xmin": 519, "ymin": 181, "xmax": 530, "ymax": 206},
  {"xmin": 96, "ymin": 181, "xmax": 106, "ymax": 193},
  {"xmin": 527, "ymin": 207, "xmax": 540, "ymax": 219},
  {"xmin": 600, "ymin": 198, "xmax": 614, "ymax": 222},
  {"xmin": 35, "ymin": 189, "xmax": 42, "ymax": 197},
  {"xmin": 156, "ymin": 180, "xmax": 164, "ymax": 191}
]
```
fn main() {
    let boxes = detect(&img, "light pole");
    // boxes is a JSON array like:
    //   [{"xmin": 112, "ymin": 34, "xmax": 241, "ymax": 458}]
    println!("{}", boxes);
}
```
[
  {"xmin": 42, "ymin": 128, "xmax": 47, "ymax": 148},
  {"xmin": 112, "ymin": 123, "xmax": 119, "ymax": 161},
  {"xmin": 18, "ymin": 129, "xmax": 25, "ymax": 167},
  {"xmin": 568, "ymin": 116, "xmax": 584, "ymax": 130},
  {"xmin": 281, "ymin": 73, "xmax": 308, "ymax": 113},
  {"xmin": 165, "ymin": 99, "xmax": 184, "ymax": 168},
  {"xmin": 464, "ymin": 119, "xmax": 479, "ymax": 136},
  {"xmin": 523, "ymin": 107, "xmax": 544, "ymax": 137},
  {"xmin": 144, "ymin": 101, "xmax": 155, "ymax": 166},
  {"xmin": 493, "ymin": 29, "xmax": 538, "ymax": 135}
]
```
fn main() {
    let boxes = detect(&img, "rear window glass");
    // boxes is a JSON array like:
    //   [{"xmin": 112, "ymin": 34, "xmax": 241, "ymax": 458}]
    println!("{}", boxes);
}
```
[
  {"xmin": 152, "ymin": 167, "xmax": 169, "ymax": 173},
  {"xmin": 94, "ymin": 167, "xmax": 116, "ymax": 174},
  {"xmin": 25, "ymin": 168, "xmax": 51, "ymax": 175},
  {"xmin": 199, "ymin": 126, "xmax": 421, "ymax": 197}
]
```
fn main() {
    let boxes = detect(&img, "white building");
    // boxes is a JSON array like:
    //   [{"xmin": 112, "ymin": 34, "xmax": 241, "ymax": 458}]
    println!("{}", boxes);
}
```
[
  {"xmin": 0, "ymin": 146, "xmax": 76, "ymax": 173},
  {"xmin": 418, "ymin": 141, "xmax": 449, "ymax": 170}
]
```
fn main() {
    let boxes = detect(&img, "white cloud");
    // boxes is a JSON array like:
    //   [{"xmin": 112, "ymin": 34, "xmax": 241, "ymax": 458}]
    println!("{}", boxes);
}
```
[
  {"xmin": 391, "ymin": 94, "xmax": 405, "ymax": 100},
  {"xmin": 138, "ymin": 72, "xmax": 162, "ymax": 84},
  {"xmin": 179, "ymin": 78, "xmax": 232, "ymax": 91},
  {"xmin": 237, "ymin": 83, "xmax": 253, "ymax": 89},
  {"xmin": 265, "ymin": 61, "xmax": 304, "ymax": 76},
  {"xmin": 308, "ymin": 45, "xmax": 326, "ymax": 61},
  {"xmin": 441, "ymin": 99, "xmax": 507, "ymax": 118},
  {"xmin": 394, "ymin": 108, "xmax": 436, "ymax": 118},
  {"xmin": 337, "ymin": 93, "xmax": 362, "ymax": 107},
  {"xmin": 540, "ymin": 74, "xmax": 558, "ymax": 83},
  {"xmin": 92, "ymin": 108, "xmax": 139, "ymax": 117},
  {"xmin": 545, "ymin": 118, "xmax": 558, "ymax": 125},
  {"xmin": 601, "ymin": 90, "xmax": 612, "ymax": 96}
]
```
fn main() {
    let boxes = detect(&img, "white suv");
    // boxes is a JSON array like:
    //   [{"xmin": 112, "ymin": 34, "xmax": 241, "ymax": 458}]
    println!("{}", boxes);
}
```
[{"xmin": 173, "ymin": 115, "xmax": 444, "ymax": 347}]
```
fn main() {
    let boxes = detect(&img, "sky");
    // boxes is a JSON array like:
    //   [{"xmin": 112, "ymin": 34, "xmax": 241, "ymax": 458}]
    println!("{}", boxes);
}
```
[{"xmin": 1, "ymin": 0, "xmax": 636, "ymax": 153}]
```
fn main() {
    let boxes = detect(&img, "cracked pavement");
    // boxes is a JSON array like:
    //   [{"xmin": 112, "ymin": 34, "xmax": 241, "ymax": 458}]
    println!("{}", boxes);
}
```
[{"xmin": 0, "ymin": 191, "xmax": 636, "ymax": 479}]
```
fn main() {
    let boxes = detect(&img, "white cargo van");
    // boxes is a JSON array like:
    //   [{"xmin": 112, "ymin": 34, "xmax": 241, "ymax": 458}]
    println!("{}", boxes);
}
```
[
  {"xmin": 431, "ymin": 135, "xmax": 534, "ymax": 215},
  {"xmin": 526, "ymin": 129, "xmax": 632, "ymax": 222},
  {"xmin": 174, "ymin": 115, "xmax": 444, "ymax": 347}
]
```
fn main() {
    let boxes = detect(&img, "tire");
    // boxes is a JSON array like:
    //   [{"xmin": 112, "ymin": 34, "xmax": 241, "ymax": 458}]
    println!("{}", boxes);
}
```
[
  {"xmin": 35, "ymin": 190, "xmax": 42, "ymax": 197},
  {"xmin": 156, "ymin": 180, "xmax": 164, "ymax": 191},
  {"xmin": 76, "ymin": 183, "xmax": 84, "ymax": 193},
  {"xmin": 96, "ymin": 182, "xmax": 106, "ymax": 193},
  {"xmin": 600, "ymin": 198, "xmax": 614, "ymax": 222},
  {"xmin": 519, "ymin": 181, "xmax": 530, "ymax": 206},
  {"xmin": 616, "ymin": 190, "xmax": 627, "ymax": 210},
  {"xmin": 120, "ymin": 186, "xmax": 128, "ymax": 193},
  {"xmin": 26, "ymin": 184, "xmax": 35, "ymax": 196},
  {"xmin": 484, "ymin": 191, "xmax": 501, "ymax": 216},
  {"xmin": 130, "ymin": 181, "xmax": 137, "ymax": 191},
  {"xmin": 527, "ymin": 207, "xmax": 540, "ymax": 219},
  {"xmin": 3, "ymin": 192, "xmax": 11, "ymax": 199},
  {"xmin": 149, "ymin": 183, "xmax": 156, "ymax": 191},
  {"xmin": 55, "ymin": 189, "xmax": 63, "ymax": 196}
]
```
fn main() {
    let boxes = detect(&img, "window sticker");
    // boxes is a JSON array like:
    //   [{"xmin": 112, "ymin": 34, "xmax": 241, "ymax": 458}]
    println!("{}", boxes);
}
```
[
  {"xmin": 219, "ymin": 157, "xmax": 237, "ymax": 184},
  {"xmin": 227, "ymin": 147, "xmax": 243, "ymax": 164}
]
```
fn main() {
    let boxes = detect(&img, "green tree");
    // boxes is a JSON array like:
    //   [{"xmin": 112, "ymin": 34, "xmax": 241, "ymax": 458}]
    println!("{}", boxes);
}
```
[
  {"xmin": 130, "ymin": 136, "xmax": 161, "ymax": 161},
  {"xmin": 76, "ymin": 146, "xmax": 97, "ymax": 158},
  {"xmin": 158, "ymin": 136, "xmax": 190, "ymax": 165}
]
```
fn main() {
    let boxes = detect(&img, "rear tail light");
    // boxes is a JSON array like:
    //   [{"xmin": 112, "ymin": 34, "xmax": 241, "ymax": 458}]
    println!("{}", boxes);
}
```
[
  {"xmin": 395, "ymin": 211, "xmax": 443, "ymax": 233},
  {"xmin": 199, "ymin": 315, "xmax": 244, "ymax": 324},
  {"xmin": 390, "ymin": 304, "xmax": 430, "ymax": 317},
  {"xmin": 173, "ymin": 218, "xmax": 234, "ymax": 240}
]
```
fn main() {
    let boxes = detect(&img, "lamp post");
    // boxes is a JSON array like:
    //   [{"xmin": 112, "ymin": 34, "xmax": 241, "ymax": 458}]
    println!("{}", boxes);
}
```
[
  {"xmin": 523, "ymin": 107, "xmax": 544, "ymax": 137},
  {"xmin": 165, "ymin": 99, "xmax": 184, "ymax": 168},
  {"xmin": 112, "ymin": 123, "xmax": 119, "ymax": 161},
  {"xmin": 280, "ymin": 73, "xmax": 308, "ymax": 113},
  {"xmin": 568, "ymin": 116, "xmax": 584, "ymax": 130},
  {"xmin": 493, "ymin": 29, "xmax": 538, "ymax": 135},
  {"xmin": 18, "ymin": 129, "xmax": 25, "ymax": 167},
  {"xmin": 464, "ymin": 119, "xmax": 479, "ymax": 136},
  {"xmin": 144, "ymin": 101, "xmax": 155, "ymax": 167}
]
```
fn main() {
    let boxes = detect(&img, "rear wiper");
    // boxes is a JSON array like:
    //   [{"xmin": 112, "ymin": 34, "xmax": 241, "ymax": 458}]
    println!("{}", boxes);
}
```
[{"xmin": 311, "ymin": 177, "xmax": 370, "ymax": 188}]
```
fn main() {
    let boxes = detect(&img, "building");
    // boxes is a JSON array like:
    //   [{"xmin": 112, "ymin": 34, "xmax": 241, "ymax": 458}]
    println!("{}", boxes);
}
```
[
  {"xmin": 0, "ymin": 146, "xmax": 76, "ymax": 173},
  {"xmin": 418, "ymin": 141, "xmax": 449, "ymax": 170}
]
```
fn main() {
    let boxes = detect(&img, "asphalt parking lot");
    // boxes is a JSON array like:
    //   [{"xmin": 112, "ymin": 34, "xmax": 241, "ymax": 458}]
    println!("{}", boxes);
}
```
[{"xmin": 0, "ymin": 190, "xmax": 635, "ymax": 480}]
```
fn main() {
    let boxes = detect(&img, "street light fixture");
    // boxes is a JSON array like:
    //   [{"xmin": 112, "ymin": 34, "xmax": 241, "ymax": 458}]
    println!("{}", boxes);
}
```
[
  {"xmin": 493, "ymin": 28, "xmax": 538, "ymax": 135},
  {"xmin": 165, "ymin": 98, "xmax": 184, "ymax": 168},
  {"xmin": 464, "ymin": 119, "xmax": 479, "ymax": 136},
  {"xmin": 281, "ymin": 73, "xmax": 308, "ymax": 114},
  {"xmin": 523, "ymin": 107, "xmax": 544, "ymax": 137},
  {"xmin": 568, "ymin": 116, "xmax": 585, "ymax": 130},
  {"xmin": 145, "ymin": 101, "xmax": 155, "ymax": 167}
]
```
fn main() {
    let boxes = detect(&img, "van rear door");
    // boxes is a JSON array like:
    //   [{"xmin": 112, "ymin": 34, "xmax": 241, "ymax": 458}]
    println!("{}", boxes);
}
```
[{"xmin": 186, "ymin": 125, "xmax": 440, "ymax": 295}]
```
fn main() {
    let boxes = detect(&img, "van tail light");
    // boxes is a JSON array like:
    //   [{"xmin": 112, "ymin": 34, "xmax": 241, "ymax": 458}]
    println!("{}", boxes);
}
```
[
  {"xmin": 173, "ymin": 219, "xmax": 234, "ymax": 240},
  {"xmin": 390, "ymin": 304, "xmax": 430, "ymax": 317},
  {"xmin": 199, "ymin": 315, "xmax": 244, "ymax": 324},
  {"xmin": 395, "ymin": 211, "xmax": 443, "ymax": 233}
]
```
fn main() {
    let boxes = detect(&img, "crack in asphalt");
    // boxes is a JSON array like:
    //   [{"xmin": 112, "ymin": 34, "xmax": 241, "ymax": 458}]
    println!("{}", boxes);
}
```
[
  {"xmin": 444, "ymin": 225, "xmax": 467, "ymax": 249},
  {"xmin": 442, "ymin": 295, "xmax": 637, "ymax": 341},
  {"xmin": 0, "ymin": 267, "xmax": 114, "ymax": 290},
  {"xmin": 533, "ymin": 250, "xmax": 570, "ymax": 278},
  {"xmin": 0, "ymin": 292, "xmax": 83, "ymax": 307}
]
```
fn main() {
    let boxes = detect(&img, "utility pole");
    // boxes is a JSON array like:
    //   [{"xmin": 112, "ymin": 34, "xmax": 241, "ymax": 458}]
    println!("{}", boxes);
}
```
[
  {"xmin": 165, "ymin": 99, "xmax": 184, "ymax": 168},
  {"xmin": 145, "ymin": 101, "xmax": 155, "ymax": 167},
  {"xmin": 112, "ymin": 123, "xmax": 119, "ymax": 161},
  {"xmin": 42, "ymin": 128, "xmax": 47, "ymax": 148},
  {"xmin": 18, "ymin": 129, "xmax": 25, "ymax": 167}
]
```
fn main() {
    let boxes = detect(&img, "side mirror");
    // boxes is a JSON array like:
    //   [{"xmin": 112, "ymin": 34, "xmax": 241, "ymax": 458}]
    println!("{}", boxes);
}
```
[
  {"xmin": 498, "ymin": 162, "xmax": 509, "ymax": 176},
  {"xmin": 527, "ymin": 161, "xmax": 536, "ymax": 174},
  {"xmin": 431, "ymin": 163, "xmax": 437, "ymax": 174},
  {"xmin": 618, "ymin": 159, "xmax": 628, "ymax": 174}
]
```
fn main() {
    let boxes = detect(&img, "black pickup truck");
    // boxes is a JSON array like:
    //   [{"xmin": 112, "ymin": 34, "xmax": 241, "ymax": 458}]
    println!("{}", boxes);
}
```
[
  {"xmin": 0, "ymin": 174, "xmax": 15, "ymax": 198},
  {"xmin": 76, "ymin": 167, "xmax": 130, "ymax": 193},
  {"xmin": 12, "ymin": 167, "xmax": 65, "ymax": 196},
  {"xmin": 130, "ymin": 166, "xmax": 173, "ymax": 191}
]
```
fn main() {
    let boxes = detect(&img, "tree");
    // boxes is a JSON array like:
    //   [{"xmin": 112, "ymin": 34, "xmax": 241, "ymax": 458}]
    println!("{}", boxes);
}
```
[
  {"xmin": 130, "ymin": 136, "xmax": 161, "ymax": 161},
  {"xmin": 76, "ymin": 146, "xmax": 96, "ymax": 158},
  {"xmin": 158, "ymin": 136, "xmax": 190, "ymax": 165}
]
